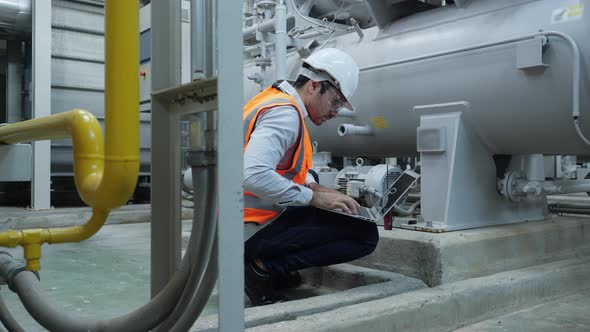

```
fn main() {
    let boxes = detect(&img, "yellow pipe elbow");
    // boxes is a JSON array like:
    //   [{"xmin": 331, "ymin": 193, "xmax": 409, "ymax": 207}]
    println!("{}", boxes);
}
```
[
  {"xmin": 69, "ymin": 109, "xmax": 105, "ymax": 205},
  {"xmin": 48, "ymin": 209, "xmax": 109, "ymax": 244},
  {"xmin": 0, "ymin": 0, "xmax": 139, "ymax": 271}
]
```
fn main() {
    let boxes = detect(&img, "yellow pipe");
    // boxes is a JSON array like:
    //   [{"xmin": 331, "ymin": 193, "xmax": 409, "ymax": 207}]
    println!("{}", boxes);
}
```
[
  {"xmin": 0, "ymin": 110, "xmax": 104, "ymax": 206},
  {"xmin": 0, "ymin": 0, "xmax": 139, "ymax": 271}
]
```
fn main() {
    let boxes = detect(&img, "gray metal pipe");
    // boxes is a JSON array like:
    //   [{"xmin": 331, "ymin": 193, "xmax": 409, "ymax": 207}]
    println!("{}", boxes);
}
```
[
  {"xmin": 243, "ymin": 13, "xmax": 295, "ymax": 40},
  {"xmin": 170, "ymin": 242, "xmax": 218, "ymax": 332},
  {"xmin": 191, "ymin": 0, "xmax": 216, "ymax": 79},
  {"xmin": 157, "ymin": 166, "xmax": 218, "ymax": 331},
  {"xmin": 169, "ymin": 172, "xmax": 218, "ymax": 331},
  {"xmin": 550, "ymin": 180, "xmax": 590, "ymax": 195},
  {"xmin": 274, "ymin": 0, "xmax": 287, "ymax": 81},
  {"xmin": 0, "ymin": 292, "xmax": 24, "ymax": 332}
]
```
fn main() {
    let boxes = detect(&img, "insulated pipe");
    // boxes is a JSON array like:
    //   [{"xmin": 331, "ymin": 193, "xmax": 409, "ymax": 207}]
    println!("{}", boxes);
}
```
[
  {"xmin": 338, "ymin": 124, "xmax": 372, "ymax": 136},
  {"xmin": 274, "ymin": 0, "xmax": 287, "ymax": 80},
  {"xmin": 0, "ymin": 0, "xmax": 139, "ymax": 271}
]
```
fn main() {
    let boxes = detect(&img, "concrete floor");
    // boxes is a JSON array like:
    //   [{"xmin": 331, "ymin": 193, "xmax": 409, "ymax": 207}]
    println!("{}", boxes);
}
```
[
  {"xmin": 0, "ymin": 221, "xmax": 213, "ymax": 332},
  {"xmin": 1, "ymin": 206, "xmax": 590, "ymax": 331},
  {"xmin": 454, "ymin": 290, "xmax": 590, "ymax": 332}
]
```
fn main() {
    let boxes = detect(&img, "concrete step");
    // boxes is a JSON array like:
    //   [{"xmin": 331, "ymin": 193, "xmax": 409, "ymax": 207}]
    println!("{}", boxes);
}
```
[
  {"xmin": 248, "ymin": 257, "xmax": 590, "ymax": 332},
  {"xmin": 191, "ymin": 264, "xmax": 427, "ymax": 331}
]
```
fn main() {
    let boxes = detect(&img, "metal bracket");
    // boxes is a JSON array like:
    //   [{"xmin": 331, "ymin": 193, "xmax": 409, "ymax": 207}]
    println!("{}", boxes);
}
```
[
  {"xmin": 151, "ymin": 77, "xmax": 218, "ymax": 115},
  {"xmin": 517, "ymin": 36, "xmax": 549, "ymax": 70},
  {"xmin": 363, "ymin": 0, "xmax": 397, "ymax": 29}
]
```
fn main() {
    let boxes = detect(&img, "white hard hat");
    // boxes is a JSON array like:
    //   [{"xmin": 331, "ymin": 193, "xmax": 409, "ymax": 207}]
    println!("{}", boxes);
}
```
[{"xmin": 300, "ymin": 48, "xmax": 359, "ymax": 110}]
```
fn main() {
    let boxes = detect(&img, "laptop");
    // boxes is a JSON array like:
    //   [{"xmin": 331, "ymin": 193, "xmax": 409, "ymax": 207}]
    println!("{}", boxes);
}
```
[{"xmin": 321, "ymin": 170, "xmax": 420, "ymax": 222}]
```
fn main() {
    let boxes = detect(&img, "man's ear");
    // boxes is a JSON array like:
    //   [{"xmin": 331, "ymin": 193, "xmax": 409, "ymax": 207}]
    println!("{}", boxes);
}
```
[{"xmin": 308, "ymin": 80, "xmax": 318, "ymax": 94}]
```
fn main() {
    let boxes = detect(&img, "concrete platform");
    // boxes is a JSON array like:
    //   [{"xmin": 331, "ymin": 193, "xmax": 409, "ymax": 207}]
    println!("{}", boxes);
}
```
[
  {"xmin": 2, "ymin": 206, "xmax": 590, "ymax": 331},
  {"xmin": 354, "ymin": 215, "xmax": 590, "ymax": 286},
  {"xmin": 250, "ymin": 257, "xmax": 590, "ymax": 331}
]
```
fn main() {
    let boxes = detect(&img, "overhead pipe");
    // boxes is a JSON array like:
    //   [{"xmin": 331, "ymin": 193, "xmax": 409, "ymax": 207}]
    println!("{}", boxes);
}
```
[
  {"xmin": 274, "ymin": 0, "xmax": 287, "ymax": 80},
  {"xmin": 243, "ymin": 13, "xmax": 295, "ymax": 40},
  {"xmin": 0, "ymin": 0, "xmax": 139, "ymax": 271}
]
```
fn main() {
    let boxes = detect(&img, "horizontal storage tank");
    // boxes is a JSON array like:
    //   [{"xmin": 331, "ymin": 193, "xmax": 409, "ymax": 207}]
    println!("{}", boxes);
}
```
[{"xmin": 244, "ymin": 0, "xmax": 590, "ymax": 157}]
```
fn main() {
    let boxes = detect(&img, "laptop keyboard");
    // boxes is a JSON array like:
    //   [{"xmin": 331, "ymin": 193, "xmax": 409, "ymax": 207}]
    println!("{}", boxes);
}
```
[{"xmin": 358, "ymin": 207, "xmax": 372, "ymax": 218}]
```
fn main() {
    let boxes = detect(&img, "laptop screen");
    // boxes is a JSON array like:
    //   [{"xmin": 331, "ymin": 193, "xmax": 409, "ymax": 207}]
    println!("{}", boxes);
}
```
[{"xmin": 377, "ymin": 172, "xmax": 418, "ymax": 215}]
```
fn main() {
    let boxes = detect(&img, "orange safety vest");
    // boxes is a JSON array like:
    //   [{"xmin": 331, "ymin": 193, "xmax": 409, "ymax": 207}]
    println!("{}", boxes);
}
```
[{"xmin": 243, "ymin": 85, "xmax": 312, "ymax": 225}]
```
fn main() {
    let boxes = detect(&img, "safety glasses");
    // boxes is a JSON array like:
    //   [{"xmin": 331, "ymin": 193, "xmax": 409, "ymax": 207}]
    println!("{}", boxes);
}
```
[{"xmin": 326, "ymin": 85, "xmax": 345, "ymax": 113}]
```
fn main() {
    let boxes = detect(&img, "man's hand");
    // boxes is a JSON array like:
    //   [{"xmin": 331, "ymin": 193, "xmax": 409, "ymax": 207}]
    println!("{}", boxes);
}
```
[
  {"xmin": 310, "ymin": 188, "xmax": 361, "ymax": 215},
  {"xmin": 308, "ymin": 182, "xmax": 341, "ymax": 194}
]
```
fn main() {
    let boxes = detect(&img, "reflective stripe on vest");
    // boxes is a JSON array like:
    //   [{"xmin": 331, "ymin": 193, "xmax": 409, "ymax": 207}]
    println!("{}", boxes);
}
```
[{"xmin": 243, "ymin": 86, "xmax": 312, "ymax": 225}]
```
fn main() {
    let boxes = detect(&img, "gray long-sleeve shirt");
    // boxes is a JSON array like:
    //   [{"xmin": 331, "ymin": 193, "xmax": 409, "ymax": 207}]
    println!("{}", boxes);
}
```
[{"xmin": 243, "ymin": 81, "xmax": 316, "ymax": 207}]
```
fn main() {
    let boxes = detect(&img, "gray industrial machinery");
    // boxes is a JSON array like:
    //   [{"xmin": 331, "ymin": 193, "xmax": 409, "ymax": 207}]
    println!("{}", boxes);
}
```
[{"xmin": 242, "ymin": 0, "xmax": 590, "ymax": 231}]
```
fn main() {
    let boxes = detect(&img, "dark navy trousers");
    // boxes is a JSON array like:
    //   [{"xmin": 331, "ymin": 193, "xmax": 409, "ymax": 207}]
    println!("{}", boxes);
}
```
[{"xmin": 244, "ymin": 206, "xmax": 379, "ymax": 275}]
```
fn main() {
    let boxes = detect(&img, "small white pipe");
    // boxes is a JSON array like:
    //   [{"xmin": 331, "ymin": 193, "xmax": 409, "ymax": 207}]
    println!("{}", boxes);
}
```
[
  {"xmin": 338, "ymin": 124, "xmax": 373, "ymax": 137},
  {"xmin": 275, "ymin": 0, "xmax": 287, "ymax": 80},
  {"xmin": 337, "ymin": 109, "xmax": 356, "ymax": 118}
]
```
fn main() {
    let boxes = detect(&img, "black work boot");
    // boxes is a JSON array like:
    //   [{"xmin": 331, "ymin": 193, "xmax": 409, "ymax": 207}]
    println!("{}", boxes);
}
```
[
  {"xmin": 244, "ymin": 261, "xmax": 288, "ymax": 306},
  {"xmin": 272, "ymin": 270, "xmax": 303, "ymax": 290}
]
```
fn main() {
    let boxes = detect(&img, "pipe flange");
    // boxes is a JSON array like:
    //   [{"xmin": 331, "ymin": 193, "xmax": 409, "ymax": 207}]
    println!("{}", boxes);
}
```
[
  {"xmin": 255, "ymin": 0, "xmax": 277, "ymax": 10},
  {"xmin": 499, "ymin": 171, "xmax": 525, "ymax": 202},
  {"xmin": 255, "ymin": 58, "xmax": 272, "ymax": 68}
]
